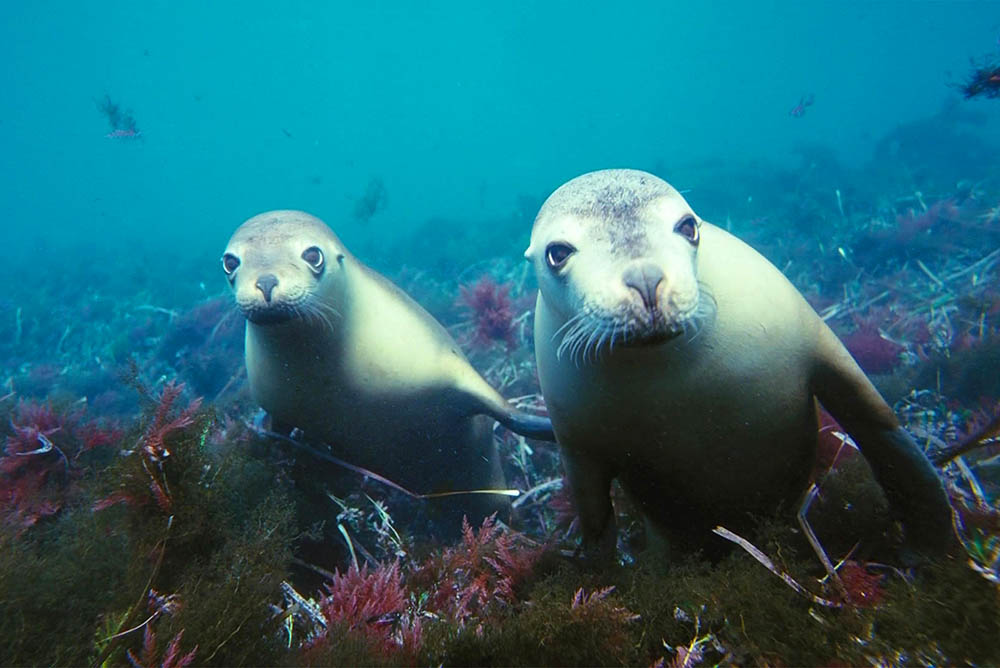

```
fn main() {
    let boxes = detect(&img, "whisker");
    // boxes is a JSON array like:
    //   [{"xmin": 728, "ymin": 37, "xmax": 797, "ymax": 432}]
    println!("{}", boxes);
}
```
[
  {"xmin": 683, "ymin": 288, "xmax": 717, "ymax": 345},
  {"xmin": 300, "ymin": 303, "xmax": 319, "ymax": 330},
  {"xmin": 552, "ymin": 312, "xmax": 586, "ymax": 346},
  {"xmin": 561, "ymin": 320, "xmax": 586, "ymax": 364},
  {"xmin": 598, "ymin": 326, "xmax": 611, "ymax": 357},
  {"xmin": 313, "ymin": 303, "xmax": 336, "ymax": 333},
  {"xmin": 591, "ymin": 327, "xmax": 607, "ymax": 362},
  {"xmin": 555, "ymin": 313, "xmax": 590, "ymax": 361},
  {"xmin": 294, "ymin": 304, "xmax": 315, "ymax": 329},
  {"xmin": 305, "ymin": 302, "xmax": 336, "ymax": 334},
  {"xmin": 554, "ymin": 309, "xmax": 630, "ymax": 365},
  {"xmin": 575, "ymin": 321, "xmax": 596, "ymax": 363},
  {"xmin": 313, "ymin": 300, "xmax": 342, "ymax": 321}
]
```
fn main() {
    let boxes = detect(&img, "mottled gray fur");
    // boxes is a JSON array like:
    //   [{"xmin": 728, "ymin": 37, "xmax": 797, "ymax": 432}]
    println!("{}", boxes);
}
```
[
  {"xmin": 536, "ymin": 169, "xmax": 677, "ymax": 255},
  {"xmin": 236, "ymin": 213, "xmax": 311, "ymax": 246}
]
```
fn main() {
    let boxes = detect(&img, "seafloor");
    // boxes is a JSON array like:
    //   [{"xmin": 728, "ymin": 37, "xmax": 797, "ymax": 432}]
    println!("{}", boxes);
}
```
[{"xmin": 2, "ymin": 108, "xmax": 1000, "ymax": 666}]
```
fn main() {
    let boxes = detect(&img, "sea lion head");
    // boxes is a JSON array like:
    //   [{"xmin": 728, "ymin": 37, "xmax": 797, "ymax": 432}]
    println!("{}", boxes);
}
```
[
  {"xmin": 526, "ymin": 169, "xmax": 709, "ymax": 361},
  {"xmin": 222, "ymin": 210, "xmax": 348, "ymax": 326}
]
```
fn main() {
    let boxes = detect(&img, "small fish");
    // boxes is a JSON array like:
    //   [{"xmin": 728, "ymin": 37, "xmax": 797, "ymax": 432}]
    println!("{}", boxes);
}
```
[
  {"xmin": 106, "ymin": 128, "xmax": 142, "ymax": 140},
  {"xmin": 789, "ymin": 93, "xmax": 814, "ymax": 117}
]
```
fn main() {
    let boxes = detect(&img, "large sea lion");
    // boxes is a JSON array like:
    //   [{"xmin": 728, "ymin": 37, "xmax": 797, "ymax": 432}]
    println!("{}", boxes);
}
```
[
  {"xmin": 223, "ymin": 210, "xmax": 553, "ymax": 530},
  {"xmin": 526, "ymin": 169, "xmax": 953, "ymax": 560}
]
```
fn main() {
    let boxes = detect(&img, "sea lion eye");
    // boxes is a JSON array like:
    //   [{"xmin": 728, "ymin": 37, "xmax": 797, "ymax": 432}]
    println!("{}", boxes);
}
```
[
  {"xmin": 675, "ymin": 216, "xmax": 699, "ymax": 244},
  {"xmin": 545, "ymin": 243, "xmax": 575, "ymax": 270},
  {"xmin": 301, "ymin": 246, "xmax": 324, "ymax": 273},
  {"xmin": 222, "ymin": 253, "xmax": 240, "ymax": 275}
]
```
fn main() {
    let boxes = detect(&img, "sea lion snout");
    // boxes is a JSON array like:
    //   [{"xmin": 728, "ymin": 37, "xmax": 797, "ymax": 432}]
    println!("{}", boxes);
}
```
[
  {"xmin": 255, "ymin": 274, "xmax": 279, "ymax": 302},
  {"xmin": 623, "ymin": 262, "xmax": 664, "ymax": 311},
  {"xmin": 254, "ymin": 274, "xmax": 278, "ymax": 303}
]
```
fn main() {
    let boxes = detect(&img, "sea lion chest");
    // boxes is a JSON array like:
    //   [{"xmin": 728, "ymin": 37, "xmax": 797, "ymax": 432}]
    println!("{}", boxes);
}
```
[
  {"xmin": 244, "ymin": 275, "xmax": 472, "ymax": 472},
  {"xmin": 534, "ymin": 248, "xmax": 822, "ymax": 520}
]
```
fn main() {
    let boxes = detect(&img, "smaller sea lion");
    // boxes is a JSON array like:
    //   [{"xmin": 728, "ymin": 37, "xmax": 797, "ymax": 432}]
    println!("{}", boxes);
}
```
[
  {"xmin": 223, "ymin": 210, "xmax": 553, "ymax": 530},
  {"xmin": 526, "ymin": 169, "xmax": 953, "ymax": 560}
]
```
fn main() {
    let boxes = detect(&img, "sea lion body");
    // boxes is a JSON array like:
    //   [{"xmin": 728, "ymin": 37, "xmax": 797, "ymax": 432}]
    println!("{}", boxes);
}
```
[
  {"xmin": 535, "ymin": 222, "xmax": 819, "ymax": 532},
  {"xmin": 225, "ymin": 210, "xmax": 552, "ymax": 530},
  {"xmin": 245, "ymin": 263, "xmax": 502, "ymax": 497},
  {"xmin": 527, "ymin": 170, "xmax": 952, "ymax": 558}
]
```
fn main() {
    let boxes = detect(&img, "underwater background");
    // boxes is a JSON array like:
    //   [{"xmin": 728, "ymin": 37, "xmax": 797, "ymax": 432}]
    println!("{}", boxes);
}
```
[
  {"xmin": 2, "ymin": 2, "xmax": 999, "ymax": 258},
  {"xmin": 2, "ymin": 1, "xmax": 1000, "ymax": 666}
]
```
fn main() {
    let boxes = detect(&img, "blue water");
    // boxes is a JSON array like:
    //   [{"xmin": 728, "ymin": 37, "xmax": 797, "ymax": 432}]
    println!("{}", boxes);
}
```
[{"xmin": 2, "ymin": 1, "xmax": 998, "ymax": 262}]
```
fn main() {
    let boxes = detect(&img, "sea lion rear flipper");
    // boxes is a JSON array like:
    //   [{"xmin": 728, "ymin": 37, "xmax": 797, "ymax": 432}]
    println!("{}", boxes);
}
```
[
  {"xmin": 493, "ymin": 411, "xmax": 556, "ymax": 441},
  {"xmin": 454, "ymin": 372, "xmax": 556, "ymax": 441},
  {"xmin": 812, "ymin": 325, "xmax": 954, "ymax": 560}
]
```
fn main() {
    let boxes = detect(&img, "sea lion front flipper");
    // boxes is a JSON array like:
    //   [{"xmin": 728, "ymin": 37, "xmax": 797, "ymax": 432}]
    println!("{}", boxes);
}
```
[
  {"xmin": 811, "ymin": 324, "xmax": 954, "ymax": 560},
  {"xmin": 561, "ymin": 447, "xmax": 617, "ymax": 563}
]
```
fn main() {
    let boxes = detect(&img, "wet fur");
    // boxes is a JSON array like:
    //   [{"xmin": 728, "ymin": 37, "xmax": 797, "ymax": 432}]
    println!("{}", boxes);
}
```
[
  {"xmin": 225, "ymin": 210, "xmax": 551, "ymax": 535},
  {"xmin": 528, "ymin": 170, "xmax": 952, "ymax": 561}
]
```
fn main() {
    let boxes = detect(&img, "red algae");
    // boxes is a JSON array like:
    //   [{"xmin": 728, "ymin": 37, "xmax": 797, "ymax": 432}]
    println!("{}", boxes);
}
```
[
  {"xmin": 0, "ymin": 400, "xmax": 121, "ymax": 532},
  {"xmin": 893, "ymin": 199, "xmax": 960, "ymax": 244},
  {"xmin": 309, "ymin": 562, "xmax": 421, "ymax": 658},
  {"xmin": 837, "ymin": 561, "xmax": 887, "ymax": 607},
  {"xmin": 842, "ymin": 324, "xmax": 904, "ymax": 374},
  {"xmin": 814, "ymin": 410, "xmax": 858, "ymax": 474},
  {"xmin": 458, "ymin": 276, "xmax": 517, "ymax": 350}
]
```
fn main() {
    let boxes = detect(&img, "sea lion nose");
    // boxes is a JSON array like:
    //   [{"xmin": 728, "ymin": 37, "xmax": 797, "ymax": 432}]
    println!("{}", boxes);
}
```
[
  {"xmin": 255, "ymin": 274, "xmax": 279, "ymax": 302},
  {"xmin": 623, "ymin": 263, "xmax": 664, "ymax": 310}
]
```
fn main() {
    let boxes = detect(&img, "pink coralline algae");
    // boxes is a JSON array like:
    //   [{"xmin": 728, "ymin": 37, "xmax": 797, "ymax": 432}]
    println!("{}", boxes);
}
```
[
  {"xmin": 412, "ymin": 513, "xmax": 543, "ymax": 627},
  {"xmin": 841, "ymin": 324, "xmax": 904, "ymax": 375},
  {"xmin": 309, "ymin": 561, "xmax": 421, "ymax": 659},
  {"xmin": 893, "ymin": 199, "xmax": 960, "ymax": 244},
  {"xmin": 837, "ymin": 561, "xmax": 887, "ymax": 607},
  {"xmin": 93, "ymin": 381, "xmax": 201, "ymax": 514},
  {"xmin": 458, "ymin": 276, "xmax": 518, "ymax": 350},
  {"xmin": 127, "ymin": 626, "xmax": 198, "ymax": 668},
  {"xmin": 0, "ymin": 400, "xmax": 121, "ymax": 532}
]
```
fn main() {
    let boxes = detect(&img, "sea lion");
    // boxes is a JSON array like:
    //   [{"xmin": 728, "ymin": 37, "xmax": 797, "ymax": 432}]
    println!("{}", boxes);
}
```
[
  {"xmin": 526, "ymin": 169, "xmax": 953, "ymax": 560},
  {"xmin": 223, "ymin": 210, "xmax": 553, "ymax": 530}
]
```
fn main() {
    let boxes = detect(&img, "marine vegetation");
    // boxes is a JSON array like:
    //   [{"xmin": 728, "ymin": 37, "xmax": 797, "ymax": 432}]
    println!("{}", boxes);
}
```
[
  {"xmin": 354, "ymin": 176, "xmax": 388, "ymax": 223},
  {"xmin": 97, "ymin": 93, "xmax": 142, "ymax": 139},
  {"xmin": 959, "ymin": 56, "xmax": 1000, "ymax": 100},
  {"xmin": 457, "ymin": 275, "xmax": 520, "ymax": 350},
  {"xmin": 2, "ymin": 108, "xmax": 1000, "ymax": 665}
]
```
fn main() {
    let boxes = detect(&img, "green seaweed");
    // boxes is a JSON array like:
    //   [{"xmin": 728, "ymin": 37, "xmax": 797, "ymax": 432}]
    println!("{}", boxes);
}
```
[
  {"xmin": 0, "ymin": 507, "xmax": 134, "ymax": 665},
  {"xmin": 297, "ymin": 621, "xmax": 407, "ymax": 668},
  {"xmin": 99, "ymin": 412, "xmax": 296, "ymax": 666},
  {"xmin": 409, "ymin": 509, "xmax": 1000, "ymax": 667},
  {"xmin": 0, "ymin": 390, "xmax": 300, "ymax": 667},
  {"xmin": 3, "ymin": 388, "xmax": 998, "ymax": 667},
  {"xmin": 153, "ymin": 489, "xmax": 294, "ymax": 666}
]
